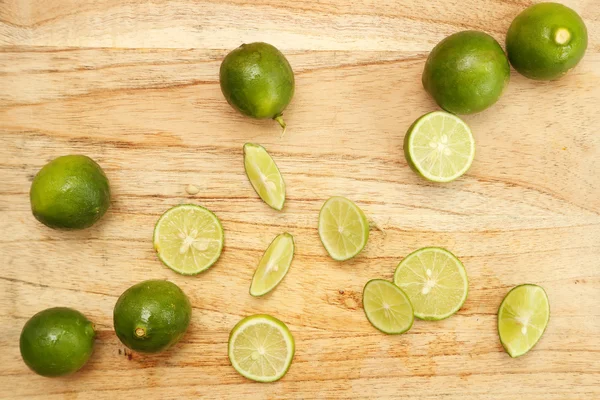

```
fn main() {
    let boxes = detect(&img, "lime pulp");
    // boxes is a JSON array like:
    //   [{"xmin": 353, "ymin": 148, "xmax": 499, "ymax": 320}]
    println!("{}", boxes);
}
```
[
  {"xmin": 363, "ymin": 279, "xmax": 414, "ymax": 334},
  {"xmin": 244, "ymin": 143, "xmax": 286, "ymax": 211},
  {"xmin": 318, "ymin": 196, "xmax": 369, "ymax": 261}
]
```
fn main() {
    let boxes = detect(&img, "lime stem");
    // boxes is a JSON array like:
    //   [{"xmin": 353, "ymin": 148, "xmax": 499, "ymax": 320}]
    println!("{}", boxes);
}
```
[
  {"xmin": 134, "ymin": 327, "xmax": 146, "ymax": 338},
  {"xmin": 274, "ymin": 115, "xmax": 287, "ymax": 137}
]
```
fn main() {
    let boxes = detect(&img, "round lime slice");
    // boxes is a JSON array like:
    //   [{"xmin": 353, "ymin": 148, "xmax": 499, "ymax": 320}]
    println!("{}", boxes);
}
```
[
  {"xmin": 153, "ymin": 204, "xmax": 224, "ymax": 275},
  {"xmin": 318, "ymin": 196, "xmax": 369, "ymax": 261},
  {"xmin": 250, "ymin": 233, "xmax": 295, "ymax": 297},
  {"xmin": 394, "ymin": 247, "xmax": 468, "ymax": 320},
  {"xmin": 244, "ymin": 143, "xmax": 286, "ymax": 211},
  {"xmin": 363, "ymin": 279, "xmax": 414, "ymax": 334}
]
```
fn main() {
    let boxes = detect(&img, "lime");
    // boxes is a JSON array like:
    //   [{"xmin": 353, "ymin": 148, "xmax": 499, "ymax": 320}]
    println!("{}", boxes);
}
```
[
  {"xmin": 404, "ymin": 111, "xmax": 475, "ymax": 183},
  {"xmin": 243, "ymin": 143, "xmax": 286, "ymax": 211},
  {"xmin": 394, "ymin": 247, "xmax": 468, "ymax": 320},
  {"xmin": 220, "ymin": 42, "xmax": 295, "ymax": 134},
  {"xmin": 498, "ymin": 284, "xmax": 550, "ymax": 358},
  {"xmin": 20, "ymin": 307, "xmax": 95, "ymax": 377},
  {"xmin": 113, "ymin": 280, "xmax": 192, "ymax": 353},
  {"xmin": 153, "ymin": 204, "xmax": 224, "ymax": 275},
  {"xmin": 422, "ymin": 30, "xmax": 510, "ymax": 114},
  {"xmin": 228, "ymin": 314, "xmax": 295, "ymax": 382},
  {"xmin": 30, "ymin": 155, "xmax": 110, "ymax": 230},
  {"xmin": 363, "ymin": 279, "xmax": 414, "ymax": 334},
  {"xmin": 318, "ymin": 196, "xmax": 369, "ymax": 261},
  {"xmin": 506, "ymin": 3, "xmax": 588, "ymax": 80},
  {"xmin": 250, "ymin": 233, "xmax": 295, "ymax": 297}
]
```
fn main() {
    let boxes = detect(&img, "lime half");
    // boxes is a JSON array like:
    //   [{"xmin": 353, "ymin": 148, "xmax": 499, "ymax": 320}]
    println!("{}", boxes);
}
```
[
  {"xmin": 318, "ymin": 196, "xmax": 369, "ymax": 261},
  {"xmin": 244, "ymin": 143, "xmax": 285, "ymax": 210},
  {"xmin": 250, "ymin": 233, "xmax": 295, "ymax": 297},
  {"xmin": 153, "ymin": 204, "xmax": 224, "ymax": 275},
  {"xmin": 404, "ymin": 111, "xmax": 475, "ymax": 183},
  {"xmin": 394, "ymin": 247, "xmax": 468, "ymax": 320},
  {"xmin": 228, "ymin": 314, "xmax": 295, "ymax": 382},
  {"xmin": 498, "ymin": 284, "xmax": 550, "ymax": 358},
  {"xmin": 363, "ymin": 279, "xmax": 414, "ymax": 334}
]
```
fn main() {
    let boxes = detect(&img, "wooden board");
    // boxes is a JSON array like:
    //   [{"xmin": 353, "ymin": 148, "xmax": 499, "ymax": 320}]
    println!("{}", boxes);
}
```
[{"xmin": 1, "ymin": 0, "xmax": 599, "ymax": 398}]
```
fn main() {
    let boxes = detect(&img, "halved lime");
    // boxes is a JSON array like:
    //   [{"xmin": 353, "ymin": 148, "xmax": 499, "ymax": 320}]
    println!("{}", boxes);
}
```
[
  {"xmin": 404, "ymin": 111, "xmax": 475, "ymax": 183},
  {"xmin": 498, "ymin": 284, "xmax": 550, "ymax": 358},
  {"xmin": 228, "ymin": 314, "xmax": 295, "ymax": 382},
  {"xmin": 244, "ymin": 143, "xmax": 285, "ymax": 210},
  {"xmin": 250, "ymin": 233, "xmax": 295, "ymax": 297},
  {"xmin": 363, "ymin": 279, "xmax": 414, "ymax": 334},
  {"xmin": 318, "ymin": 196, "xmax": 369, "ymax": 261},
  {"xmin": 153, "ymin": 204, "xmax": 224, "ymax": 275},
  {"xmin": 394, "ymin": 247, "xmax": 468, "ymax": 320}
]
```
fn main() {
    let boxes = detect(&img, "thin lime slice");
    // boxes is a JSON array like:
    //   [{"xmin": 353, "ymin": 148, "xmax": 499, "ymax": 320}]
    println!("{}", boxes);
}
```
[
  {"xmin": 394, "ymin": 247, "xmax": 468, "ymax": 320},
  {"xmin": 250, "ymin": 233, "xmax": 295, "ymax": 297},
  {"xmin": 228, "ymin": 314, "xmax": 295, "ymax": 382},
  {"xmin": 363, "ymin": 279, "xmax": 414, "ymax": 334},
  {"xmin": 498, "ymin": 284, "xmax": 550, "ymax": 358},
  {"xmin": 318, "ymin": 196, "xmax": 369, "ymax": 261},
  {"xmin": 404, "ymin": 111, "xmax": 475, "ymax": 182},
  {"xmin": 244, "ymin": 143, "xmax": 286, "ymax": 210},
  {"xmin": 153, "ymin": 204, "xmax": 224, "ymax": 275}
]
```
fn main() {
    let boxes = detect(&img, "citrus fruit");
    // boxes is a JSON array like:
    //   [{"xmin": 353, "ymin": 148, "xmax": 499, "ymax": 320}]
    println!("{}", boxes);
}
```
[
  {"xmin": 250, "ymin": 233, "xmax": 295, "ymax": 297},
  {"xmin": 153, "ymin": 204, "xmax": 224, "ymax": 275},
  {"xmin": 113, "ymin": 280, "xmax": 192, "ymax": 353},
  {"xmin": 363, "ymin": 279, "xmax": 414, "ymax": 334},
  {"xmin": 498, "ymin": 284, "xmax": 550, "ymax": 358},
  {"xmin": 243, "ymin": 143, "xmax": 286, "ymax": 211},
  {"xmin": 318, "ymin": 196, "xmax": 369, "ymax": 261},
  {"xmin": 30, "ymin": 155, "xmax": 110, "ymax": 230},
  {"xmin": 20, "ymin": 307, "xmax": 95, "ymax": 377},
  {"xmin": 506, "ymin": 2, "xmax": 588, "ymax": 80},
  {"xmin": 394, "ymin": 247, "xmax": 468, "ymax": 320},
  {"xmin": 228, "ymin": 314, "xmax": 295, "ymax": 382},
  {"xmin": 404, "ymin": 111, "xmax": 475, "ymax": 182},
  {"xmin": 422, "ymin": 30, "xmax": 510, "ymax": 114}
]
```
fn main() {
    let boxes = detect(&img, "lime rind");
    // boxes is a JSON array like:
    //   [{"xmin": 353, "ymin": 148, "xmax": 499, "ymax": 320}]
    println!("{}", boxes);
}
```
[
  {"xmin": 318, "ymin": 196, "xmax": 369, "ymax": 261},
  {"xmin": 250, "ymin": 233, "xmax": 295, "ymax": 297},
  {"xmin": 363, "ymin": 279, "xmax": 414, "ymax": 335},
  {"xmin": 243, "ymin": 143, "xmax": 286, "ymax": 211}
]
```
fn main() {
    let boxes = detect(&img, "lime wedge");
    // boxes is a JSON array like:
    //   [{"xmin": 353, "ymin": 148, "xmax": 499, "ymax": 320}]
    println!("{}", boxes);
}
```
[
  {"xmin": 153, "ymin": 204, "xmax": 224, "ymax": 275},
  {"xmin": 404, "ymin": 111, "xmax": 475, "ymax": 182},
  {"xmin": 318, "ymin": 196, "xmax": 369, "ymax": 261},
  {"xmin": 244, "ymin": 143, "xmax": 285, "ymax": 210},
  {"xmin": 394, "ymin": 247, "xmax": 468, "ymax": 320},
  {"xmin": 363, "ymin": 279, "xmax": 414, "ymax": 334},
  {"xmin": 228, "ymin": 314, "xmax": 295, "ymax": 382},
  {"xmin": 498, "ymin": 284, "xmax": 550, "ymax": 358},
  {"xmin": 250, "ymin": 233, "xmax": 295, "ymax": 297}
]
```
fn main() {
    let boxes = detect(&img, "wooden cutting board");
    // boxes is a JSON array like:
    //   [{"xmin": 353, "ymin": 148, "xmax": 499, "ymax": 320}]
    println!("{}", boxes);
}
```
[{"xmin": 1, "ymin": 1, "xmax": 599, "ymax": 398}]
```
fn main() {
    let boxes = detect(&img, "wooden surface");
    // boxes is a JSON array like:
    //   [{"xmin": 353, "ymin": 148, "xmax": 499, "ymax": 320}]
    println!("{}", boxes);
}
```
[{"xmin": 1, "ymin": 0, "xmax": 600, "ymax": 398}]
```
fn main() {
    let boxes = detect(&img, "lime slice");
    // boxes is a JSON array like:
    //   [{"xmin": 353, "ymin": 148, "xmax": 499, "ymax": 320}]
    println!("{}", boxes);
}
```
[
  {"xmin": 318, "ymin": 196, "xmax": 369, "ymax": 261},
  {"xmin": 228, "ymin": 314, "xmax": 295, "ymax": 382},
  {"xmin": 404, "ymin": 111, "xmax": 475, "ymax": 182},
  {"xmin": 243, "ymin": 143, "xmax": 285, "ymax": 210},
  {"xmin": 394, "ymin": 247, "xmax": 468, "ymax": 320},
  {"xmin": 250, "ymin": 233, "xmax": 295, "ymax": 297},
  {"xmin": 498, "ymin": 284, "xmax": 550, "ymax": 358},
  {"xmin": 363, "ymin": 279, "xmax": 414, "ymax": 334},
  {"xmin": 153, "ymin": 204, "xmax": 224, "ymax": 275}
]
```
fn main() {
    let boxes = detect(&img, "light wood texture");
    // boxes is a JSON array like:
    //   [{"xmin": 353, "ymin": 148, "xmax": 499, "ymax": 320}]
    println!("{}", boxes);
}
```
[{"xmin": 1, "ymin": 0, "xmax": 599, "ymax": 398}]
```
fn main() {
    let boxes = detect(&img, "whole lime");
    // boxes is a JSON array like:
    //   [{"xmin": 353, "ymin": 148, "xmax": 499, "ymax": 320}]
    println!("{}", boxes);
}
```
[
  {"xmin": 220, "ymin": 42, "xmax": 295, "ymax": 134},
  {"xmin": 30, "ymin": 155, "xmax": 110, "ymax": 230},
  {"xmin": 506, "ymin": 2, "xmax": 588, "ymax": 80},
  {"xmin": 20, "ymin": 307, "xmax": 96, "ymax": 377},
  {"xmin": 422, "ymin": 31, "xmax": 510, "ymax": 114},
  {"xmin": 113, "ymin": 280, "xmax": 192, "ymax": 353}
]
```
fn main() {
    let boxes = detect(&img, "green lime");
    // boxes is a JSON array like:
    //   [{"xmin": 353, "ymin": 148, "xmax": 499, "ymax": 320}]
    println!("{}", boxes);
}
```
[
  {"xmin": 153, "ymin": 204, "xmax": 224, "ymax": 275},
  {"xmin": 404, "ymin": 111, "xmax": 475, "ymax": 183},
  {"xmin": 250, "ymin": 233, "xmax": 295, "ymax": 297},
  {"xmin": 20, "ymin": 307, "xmax": 95, "ymax": 377},
  {"xmin": 30, "ymin": 155, "xmax": 110, "ymax": 230},
  {"xmin": 228, "ymin": 314, "xmax": 295, "ymax": 382},
  {"xmin": 243, "ymin": 143, "xmax": 286, "ymax": 211},
  {"xmin": 113, "ymin": 280, "xmax": 192, "ymax": 353},
  {"xmin": 498, "ymin": 284, "xmax": 550, "ymax": 358},
  {"xmin": 394, "ymin": 247, "xmax": 468, "ymax": 320},
  {"xmin": 422, "ymin": 30, "xmax": 510, "ymax": 114},
  {"xmin": 318, "ymin": 196, "xmax": 369, "ymax": 261},
  {"xmin": 506, "ymin": 2, "xmax": 588, "ymax": 80},
  {"xmin": 363, "ymin": 279, "xmax": 414, "ymax": 335},
  {"xmin": 220, "ymin": 42, "xmax": 295, "ymax": 134}
]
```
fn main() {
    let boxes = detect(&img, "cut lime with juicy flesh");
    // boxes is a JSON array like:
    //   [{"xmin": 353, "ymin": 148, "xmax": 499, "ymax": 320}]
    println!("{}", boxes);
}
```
[
  {"xmin": 363, "ymin": 279, "xmax": 414, "ymax": 334},
  {"xmin": 394, "ymin": 247, "xmax": 468, "ymax": 320},
  {"xmin": 244, "ymin": 143, "xmax": 286, "ymax": 210},
  {"xmin": 498, "ymin": 284, "xmax": 550, "ymax": 358},
  {"xmin": 404, "ymin": 111, "xmax": 475, "ymax": 183},
  {"xmin": 318, "ymin": 196, "xmax": 369, "ymax": 261},
  {"xmin": 228, "ymin": 314, "xmax": 295, "ymax": 383},
  {"xmin": 250, "ymin": 233, "xmax": 295, "ymax": 297},
  {"xmin": 153, "ymin": 204, "xmax": 224, "ymax": 275}
]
